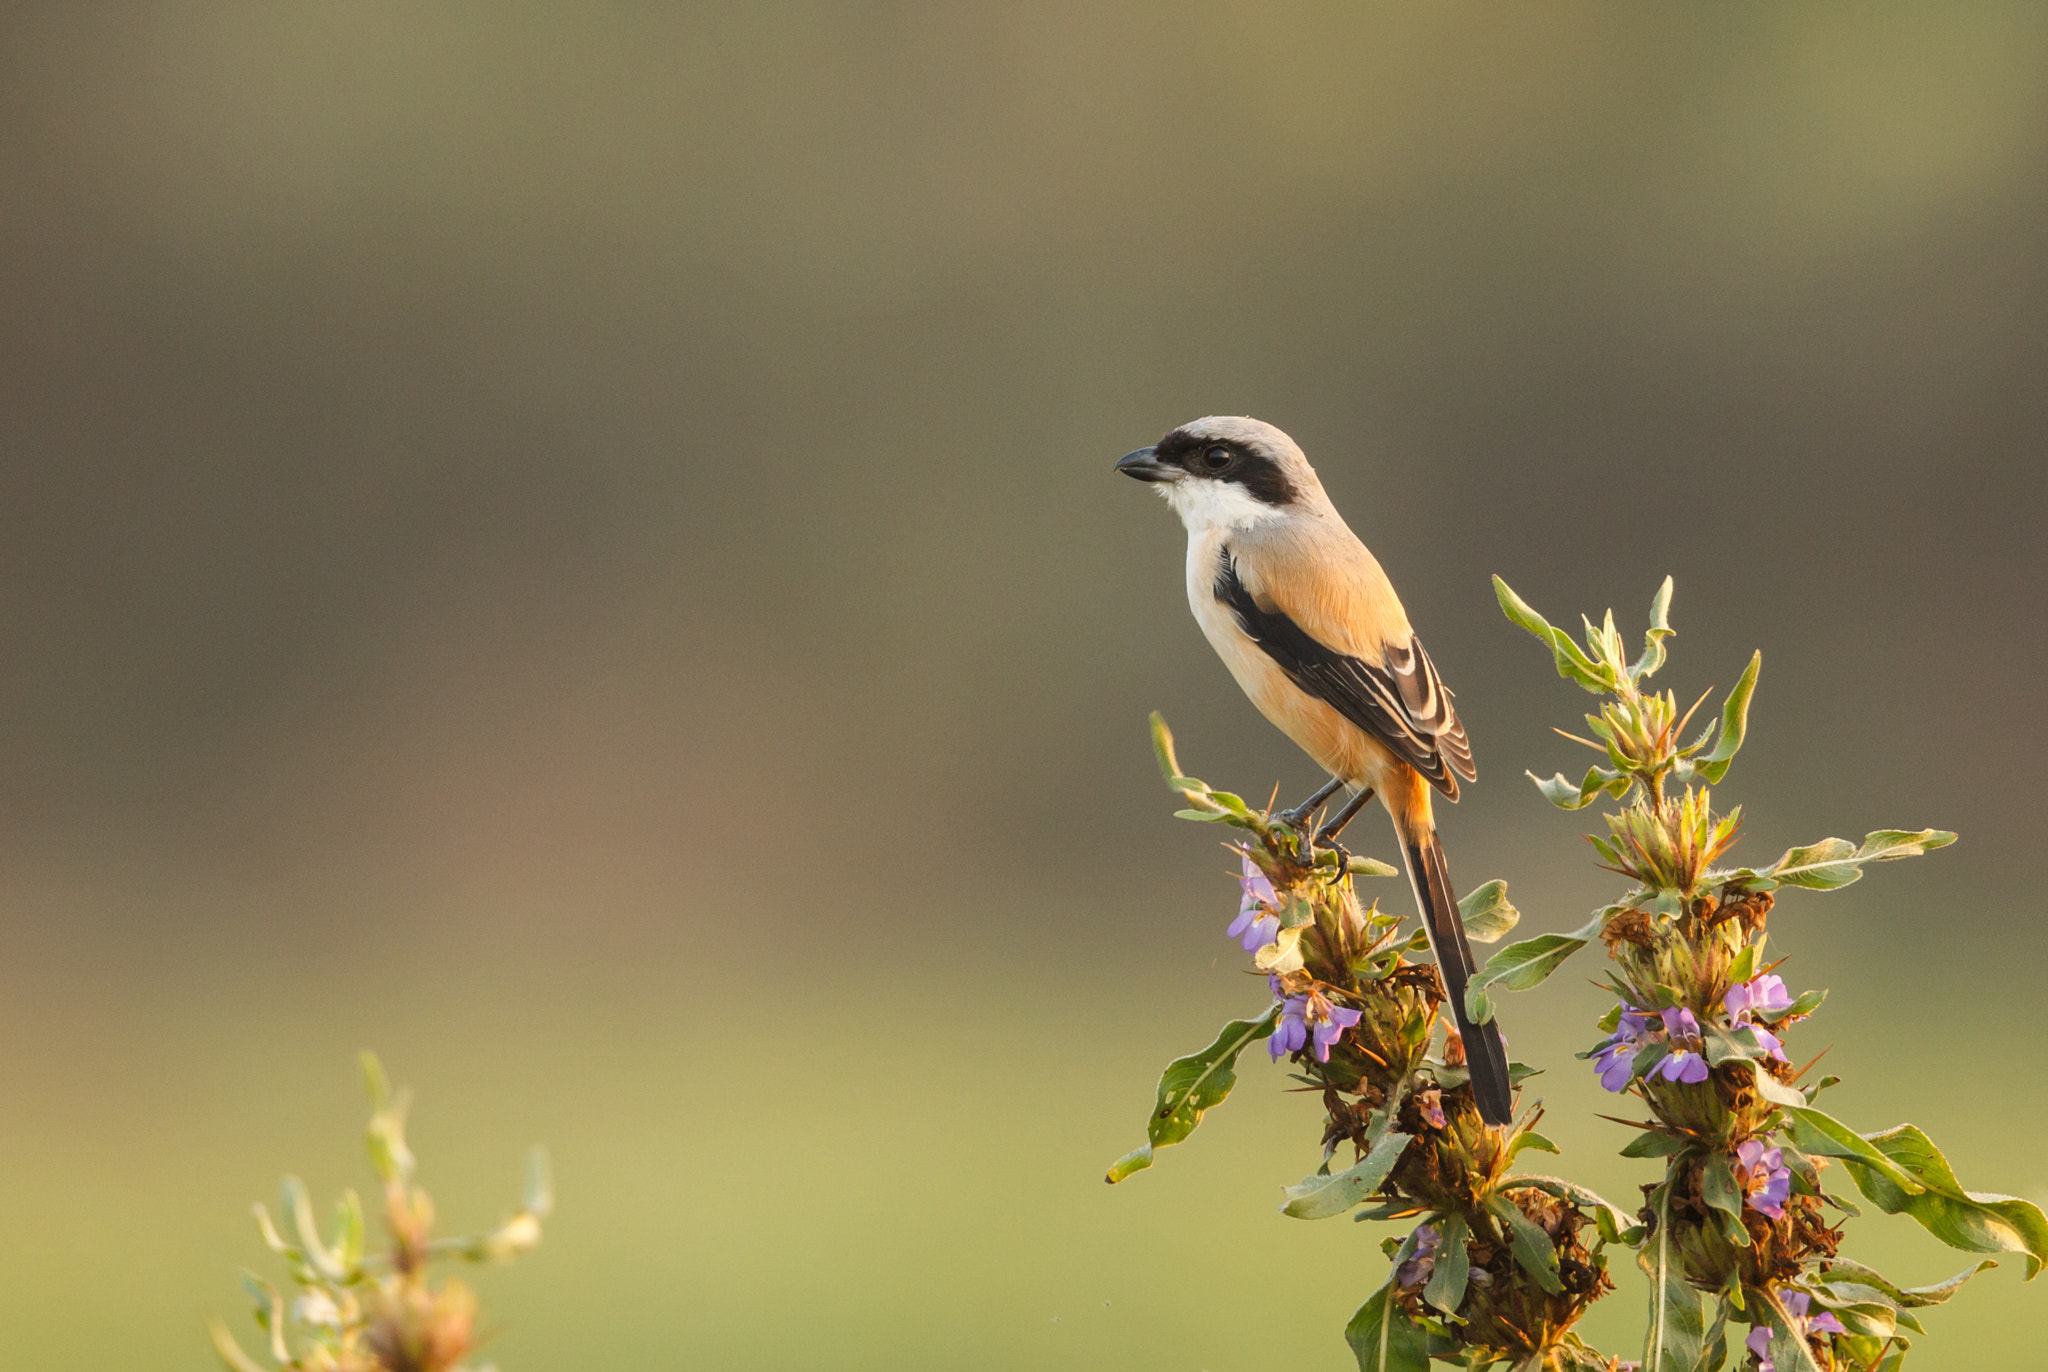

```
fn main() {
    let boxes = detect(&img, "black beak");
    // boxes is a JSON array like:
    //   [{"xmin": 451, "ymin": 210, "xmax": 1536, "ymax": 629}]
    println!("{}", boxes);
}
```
[{"xmin": 1115, "ymin": 447, "xmax": 1177, "ymax": 483}]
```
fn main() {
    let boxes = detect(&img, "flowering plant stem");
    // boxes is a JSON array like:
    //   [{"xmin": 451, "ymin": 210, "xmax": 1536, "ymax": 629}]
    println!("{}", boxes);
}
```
[
  {"xmin": 1112, "ymin": 716, "xmax": 1630, "ymax": 1371},
  {"xmin": 209, "ymin": 1053, "xmax": 551, "ymax": 1372},
  {"xmin": 1112, "ymin": 577, "xmax": 2045, "ymax": 1372}
]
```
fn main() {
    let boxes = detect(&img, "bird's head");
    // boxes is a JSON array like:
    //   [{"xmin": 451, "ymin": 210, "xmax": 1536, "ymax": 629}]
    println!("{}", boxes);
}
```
[{"xmin": 1114, "ymin": 416, "xmax": 1320, "ymax": 532}]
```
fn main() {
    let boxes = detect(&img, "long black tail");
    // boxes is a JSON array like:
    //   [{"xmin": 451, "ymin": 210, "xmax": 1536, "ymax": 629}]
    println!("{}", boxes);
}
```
[{"xmin": 1403, "ymin": 829, "xmax": 1515, "ymax": 1126}]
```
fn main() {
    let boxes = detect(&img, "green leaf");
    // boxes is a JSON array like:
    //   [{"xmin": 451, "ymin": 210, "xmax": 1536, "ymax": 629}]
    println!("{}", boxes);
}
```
[
  {"xmin": 1457, "ymin": 880, "xmax": 1521, "ymax": 943},
  {"xmin": 1631, "ymin": 576, "xmax": 1675, "ymax": 683},
  {"xmin": 1485, "ymin": 1194, "xmax": 1564, "ymax": 1295},
  {"xmin": 1740, "ymin": 828, "xmax": 1957, "ymax": 893},
  {"xmin": 1704, "ymin": 1026, "xmax": 1757, "ymax": 1067},
  {"xmin": 1701, "ymin": 1301, "xmax": 1730, "ymax": 1372},
  {"xmin": 1640, "ymin": 1184, "xmax": 1708, "ymax": 1372},
  {"xmin": 207, "ymin": 1319, "xmax": 270, "ymax": 1372},
  {"xmin": 1804, "ymin": 1286, "xmax": 1900, "ymax": 1342},
  {"xmin": 1346, "ymin": 1278, "xmax": 1431, "ymax": 1372},
  {"xmin": 1788, "ymin": 1109, "xmax": 2048, "ymax": 1277},
  {"xmin": 1621, "ymin": 1131, "xmax": 1693, "ymax": 1160},
  {"xmin": 1465, "ymin": 911, "xmax": 1607, "ymax": 1019},
  {"xmin": 1756, "ymin": 1287, "xmax": 1829, "ymax": 1372},
  {"xmin": 1105, "ymin": 1146, "xmax": 1153, "ymax": 1183},
  {"xmin": 1672, "ymin": 650, "xmax": 1760, "ymax": 786},
  {"xmin": 1149, "ymin": 712, "xmax": 1192, "ymax": 789},
  {"xmin": 1818, "ymin": 1257, "xmax": 1998, "ymax": 1308},
  {"xmin": 1701, "ymin": 1154, "xmax": 1744, "ymax": 1221},
  {"xmin": 1727, "ymin": 942, "xmax": 1760, "ymax": 986},
  {"xmin": 1840, "ymin": 1124, "xmax": 2048, "ymax": 1278},
  {"xmin": 1765, "ymin": 989, "xmax": 1826, "ymax": 1023},
  {"xmin": 1105, "ymin": 1005, "xmax": 1279, "ymax": 1182},
  {"xmin": 1748, "ymin": 1061, "xmax": 1810, "ymax": 1110},
  {"xmin": 1507, "ymin": 1131, "xmax": 1559, "ymax": 1163},
  {"xmin": 1494, "ymin": 576, "xmax": 1618, "ymax": 694},
  {"xmin": 1424, "ymin": 1213, "xmax": 1471, "ymax": 1317},
  {"xmin": 1784, "ymin": 1108, "xmax": 1925, "ymax": 1191},
  {"xmin": 1530, "ymin": 764, "xmax": 1631, "ymax": 810},
  {"xmin": 1349, "ymin": 855, "xmax": 1401, "ymax": 878},
  {"xmin": 1700, "ymin": 1153, "xmax": 1751, "ymax": 1247},
  {"xmin": 1283, "ymin": 1128, "xmax": 1415, "ymax": 1220}
]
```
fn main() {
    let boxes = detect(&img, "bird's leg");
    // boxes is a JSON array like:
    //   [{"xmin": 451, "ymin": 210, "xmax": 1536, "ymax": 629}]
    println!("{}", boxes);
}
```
[
  {"xmin": 1312, "ymin": 787, "xmax": 1377, "ymax": 878},
  {"xmin": 1278, "ymin": 775, "xmax": 1346, "ymax": 829}
]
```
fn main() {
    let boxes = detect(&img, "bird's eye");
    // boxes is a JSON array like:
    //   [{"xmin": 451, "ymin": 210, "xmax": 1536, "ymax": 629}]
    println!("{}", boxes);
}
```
[{"xmin": 1200, "ymin": 445, "xmax": 1233, "ymax": 472}]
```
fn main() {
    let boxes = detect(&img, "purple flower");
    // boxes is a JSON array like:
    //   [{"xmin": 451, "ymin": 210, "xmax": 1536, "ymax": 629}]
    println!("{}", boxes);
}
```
[
  {"xmin": 1725, "ymin": 974, "xmax": 1795, "ymax": 1063},
  {"xmin": 1270, "ymin": 992, "xmax": 1363, "ymax": 1063},
  {"xmin": 1591, "ymin": 1007, "xmax": 1655, "ymax": 1092},
  {"xmin": 1747, "ymin": 1291, "xmax": 1844, "ymax": 1370},
  {"xmin": 1784, "ymin": 1291, "xmax": 1844, "ymax": 1337},
  {"xmin": 1725, "ymin": 973, "xmax": 1794, "ymax": 1021},
  {"xmin": 1395, "ymin": 1223, "xmax": 1441, "ymax": 1288},
  {"xmin": 1227, "ymin": 853, "xmax": 1283, "ymax": 951},
  {"xmin": 1271, "ymin": 998, "xmax": 1309, "ymax": 1059},
  {"xmin": 1654, "ymin": 1007, "xmax": 1711, "ymax": 1084},
  {"xmin": 1416, "ymin": 1087, "xmax": 1447, "ymax": 1130},
  {"xmin": 1227, "ymin": 906, "xmax": 1280, "ymax": 952},
  {"xmin": 1238, "ymin": 851, "xmax": 1277, "ymax": 910},
  {"xmin": 1735, "ymin": 1139, "xmax": 1792, "ymax": 1220}
]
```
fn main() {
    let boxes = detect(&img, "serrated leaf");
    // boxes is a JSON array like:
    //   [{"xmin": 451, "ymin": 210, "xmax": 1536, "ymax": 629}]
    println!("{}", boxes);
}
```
[
  {"xmin": 1458, "ymin": 880, "xmax": 1520, "ymax": 943},
  {"xmin": 1106, "ymin": 1005, "xmax": 1279, "ymax": 1181},
  {"xmin": 1485, "ymin": 1193, "xmax": 1565, "ymax": 1295},
  {"xmin": 1283, "ymin": 1129, "xmax": 1414, "ymax": 1219},
  {"xmin": 1494, "ymin": 576, "xmax": 1617, "ymax": 694},
  {"xmin": 1673, "ymin": 651, "xmax": 1760, "ymax": 787},
  {"xmin": 1346, "ymin": 1277, "xmax": 1431, "ymax": 1372},
  {"xmin": 1424, "ymin": 1212, "xmax": 1471, "ymax": 1316}
]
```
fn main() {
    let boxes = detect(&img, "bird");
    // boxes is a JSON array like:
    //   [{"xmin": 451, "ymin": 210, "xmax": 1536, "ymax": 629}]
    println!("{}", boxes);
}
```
[{"xmin": 1116, "ymin": 415, "xmax": 1513, "ymax": 1126}]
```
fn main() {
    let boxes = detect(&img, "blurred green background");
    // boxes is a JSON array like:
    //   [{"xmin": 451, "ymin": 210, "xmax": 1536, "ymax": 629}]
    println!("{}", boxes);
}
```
[{"xmin": 1, "ymin": 4, "xmax": 2044, "ymax": 1367}]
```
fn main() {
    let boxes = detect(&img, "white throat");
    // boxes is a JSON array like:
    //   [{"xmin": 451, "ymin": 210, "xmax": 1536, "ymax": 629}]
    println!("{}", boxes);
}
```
[{"xmin": 1159, "ymin": 477, "xmax": 1286, "ymax": 533}]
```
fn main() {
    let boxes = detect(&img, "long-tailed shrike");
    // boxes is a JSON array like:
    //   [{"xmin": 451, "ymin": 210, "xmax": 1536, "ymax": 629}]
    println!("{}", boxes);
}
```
[{"xmin": 1117, "ymin": 415, "xmax": 1513, "ymax": 1126}]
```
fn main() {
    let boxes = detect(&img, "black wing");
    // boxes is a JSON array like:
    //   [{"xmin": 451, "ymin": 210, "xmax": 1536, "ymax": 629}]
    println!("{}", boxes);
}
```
[{"xmin": 1215, "ymin": 551, "xmax": 1476, "ymax": 799}]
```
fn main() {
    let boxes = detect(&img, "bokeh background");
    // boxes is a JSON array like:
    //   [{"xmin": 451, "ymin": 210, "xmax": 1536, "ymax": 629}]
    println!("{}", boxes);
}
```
[{"xmin": 1, "ymin": 4, "xmax": 2044, "ymax": 1367}]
